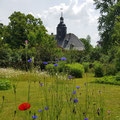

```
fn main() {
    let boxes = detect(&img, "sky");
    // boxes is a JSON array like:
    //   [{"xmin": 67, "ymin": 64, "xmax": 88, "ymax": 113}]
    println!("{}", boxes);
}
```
[{"xmin": 0, "ymin": 0, "xmax": 100, "ymax": 46}]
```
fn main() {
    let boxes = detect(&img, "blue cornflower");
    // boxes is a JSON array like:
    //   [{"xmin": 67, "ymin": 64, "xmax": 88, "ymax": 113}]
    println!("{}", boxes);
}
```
[
  {"xmin": 60, "ymin": 57, "xmax": 66, "ymax": 61},
  {"xmin": 43, "ymin": 62, "xmax": 48, "ymax": 65},
  {"xmin": 72, "ymin": 91, "xmax": 76, "ymax": 94},
  {"xmin": 84, "ymin": 118, "xmax": 88, "ymax": 120},
  {"xmin": 68, "ymin": 76, "xmax": 72, "ymax": 79},
  {"xmin": 38, "ymin": 109, "xmax": 42, "ymax": 112},
  {"xmin": 73, "ymin": 99, "xmax": 78, "ymax": 103},
  {"xmin": 28, "ymin": 58, "xmax": 32, "ymax": 62},
  {"xmin": 54, "ymin": 64, "xmax": 58, "ymax": 67},
  {"xmin": 32, "ymin": 115, "xmax": 37, "ymax": 119},
  {"xmin": 56, "ymin": 60, "xmax": 59, "ymax": 62},
  {"xmin": 45, "ymin": 107, "xmax": 48, "ymax": 110},
  {"xmin": 76, "ymin": 86, "xmax": 80, "ymax": 89}
]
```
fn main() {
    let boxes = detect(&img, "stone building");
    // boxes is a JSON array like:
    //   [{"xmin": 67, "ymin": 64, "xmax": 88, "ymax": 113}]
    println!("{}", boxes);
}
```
[{"xmin": 55, "ymin": 13, "xmax": 84, "ymax": 50}]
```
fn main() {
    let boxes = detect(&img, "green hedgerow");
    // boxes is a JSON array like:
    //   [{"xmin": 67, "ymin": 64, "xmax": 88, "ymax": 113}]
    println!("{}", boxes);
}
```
[
  {"xmin": 94, "ymin": 61, "xmax": 104, "ymax": 77},
  {"xmin": 45, "ymin": 64, "xmax": 56, "ymax": 74},
  {"xmin": 65, "ymin": 63, "xmax": 84, "ymax": 78},
  {"xmin": 82, "ymin": 62, "xmax": 89, "ymax": 73},
  {"xmin": 94, "ymin": 75, "xmax": 120, "ymax": 85}
]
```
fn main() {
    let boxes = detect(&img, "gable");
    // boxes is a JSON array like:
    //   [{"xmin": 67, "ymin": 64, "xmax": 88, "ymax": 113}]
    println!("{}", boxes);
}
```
[{"xmin": 62, "ymin": 33, "xmax": 84, "ymax": 50}]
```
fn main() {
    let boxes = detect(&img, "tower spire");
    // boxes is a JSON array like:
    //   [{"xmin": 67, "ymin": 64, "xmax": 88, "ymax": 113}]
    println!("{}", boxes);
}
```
[
  {"xmin": 60, "ymin": 8, "xmax": 64, "ymax": 23},
  {"xmin": 60, "ymin": 8, "xmax": 63, "ymax": 17}
]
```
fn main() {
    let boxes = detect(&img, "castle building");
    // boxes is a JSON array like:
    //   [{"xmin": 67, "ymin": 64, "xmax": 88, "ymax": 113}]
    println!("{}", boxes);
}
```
[{"xmin": 56, "ymin": 13, "xmax": 84, "ymax": 50}]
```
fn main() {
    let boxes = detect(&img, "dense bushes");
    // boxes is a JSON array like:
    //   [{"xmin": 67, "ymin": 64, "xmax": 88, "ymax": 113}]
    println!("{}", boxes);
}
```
[
  {"xmin": 0, "ymin": 79, "xmax": 11, "ymax": 90},
  {"xmin": 94, "ymin": 62, "xmax": 104, "ymax": 77},
  {"xmin": 65, "ymin": 63, "xmax": 84, "ymax": 78},
  {"xmin": 45, "ymin": 61, "xmax": 66, "ymax": 74},
  {"xmin": 82, "ymin": 62, "xmax": 89, "ymax": 72},
  {"xmin": 115, "ymin": 48, "xmax": 120, "ymax": 71},
  {"xmin": 45, "ymin": 64, "xmax": 56, "ymax": 74},
  {"xmin": 94, "ymin": 75, "xmax": 120, "ymax": 85},
  {"xmin": 0, "ymin": 46, "xmax": 12, "ymax": 67},
  {"xmin": 45, "ymin": 62, "xmax": 84, "ymax": 78},
  {"xmin": 105, "ymin": 64, "xmax": 117, "ymax": 76}
]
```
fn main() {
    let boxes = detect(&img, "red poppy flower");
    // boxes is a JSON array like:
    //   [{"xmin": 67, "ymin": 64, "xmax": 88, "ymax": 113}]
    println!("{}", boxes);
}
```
[{"xmin": 19, "ymin": 103, "xmax": 31, "ymax": 111}]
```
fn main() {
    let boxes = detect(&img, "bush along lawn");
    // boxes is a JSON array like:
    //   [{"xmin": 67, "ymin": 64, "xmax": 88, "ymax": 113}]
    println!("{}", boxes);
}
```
[
  {"xmin": 0, "ymin": 68, "xmax": 120, "ymax": 120},
  {"xmin": 93, "ymin": 75, "xmax": 120, "ymax": 85},
  {"xmin": 0, "ymin": 79, "xmax": 11, "ymax": 90}
]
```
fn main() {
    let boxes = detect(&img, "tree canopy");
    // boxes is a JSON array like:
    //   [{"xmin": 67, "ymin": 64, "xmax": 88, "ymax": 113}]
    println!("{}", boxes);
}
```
[
  {"xmin": 4, "ymin": 11, "xmax": 48, "ymax": 48},
  {"xmin": 94, "ymin": 0, "xmax": 120, "ymax": 52}
]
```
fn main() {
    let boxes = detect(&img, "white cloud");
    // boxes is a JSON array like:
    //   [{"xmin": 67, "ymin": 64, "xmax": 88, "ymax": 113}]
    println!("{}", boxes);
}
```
[{"xmin": 3, "ymin": 0, "xmax": 100, "ymax": 46}]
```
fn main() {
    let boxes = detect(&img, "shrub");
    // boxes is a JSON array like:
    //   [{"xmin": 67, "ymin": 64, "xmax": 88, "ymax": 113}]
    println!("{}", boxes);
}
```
[
  {"xmin": 115, "ymin": 48, "xmax": 120, "ymax": 71},
  {"xmin": 65, "ymin": 63, "xmax": 84, "ymax": 78},
  {"xmin": 105, "ymin": 64, "xmax": 117, "ymax": 76},
  {"xmin": 0, "ymin": 47, "xmax": 12, "ymax": 67},
  {"xmin": 0, "ymin": 79, "xmax": 11, "ymax": 90},
  {"xmin": 94, "ymin": 62, "xmax": 104, "ymax": 77},
  {"xmin": 82, "ymin": 62, "xmax": 89, "ymax": 72},
  {"xmin": 57, "ymin": 61, "xmax": 66, "ymax": 72},
  {"xmin": 94, "ymin": 76, "xmax": 120, "ymax": 85},
  {"xmin": 116, "ymin": 75, "xmax": 120, "ymax": 81},
  {"xmin": 45, "ymin": 64, "xmax": 56, "ymax": 74}
]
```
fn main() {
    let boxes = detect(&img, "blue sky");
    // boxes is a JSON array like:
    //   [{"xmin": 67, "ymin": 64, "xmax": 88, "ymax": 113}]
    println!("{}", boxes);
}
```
[{"xmin": 0, "ymin": 0, "xmax": 100, "ymax": 46}]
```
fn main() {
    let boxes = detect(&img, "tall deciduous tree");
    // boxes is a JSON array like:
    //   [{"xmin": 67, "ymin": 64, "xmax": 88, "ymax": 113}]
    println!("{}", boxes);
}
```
[
  {"xmin": 112, "ymin": 16, "xmax": 120, "ymax": 46},
  {"xmin": 94, "ymin": 0, "xmax": 120, "ymax": 52},
  {"xmin": 0, "ymin": 23, "xmax": 4, "ymax": 47},
  {"xmin": 4, "ymin": 11, "xmax": 47, "ymax": 48}
]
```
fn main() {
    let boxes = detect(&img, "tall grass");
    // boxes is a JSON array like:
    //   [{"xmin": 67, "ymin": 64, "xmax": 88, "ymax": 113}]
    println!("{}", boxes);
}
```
[{"xmin": 0, "ymin": 68, "xmax": 120, "ymax": 120}]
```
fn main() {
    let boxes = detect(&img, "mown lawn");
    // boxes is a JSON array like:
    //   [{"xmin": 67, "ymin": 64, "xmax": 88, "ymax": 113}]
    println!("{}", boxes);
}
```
[{"xmin": 0, "ymin": 68, "xmax": 120, "ymax": 120}]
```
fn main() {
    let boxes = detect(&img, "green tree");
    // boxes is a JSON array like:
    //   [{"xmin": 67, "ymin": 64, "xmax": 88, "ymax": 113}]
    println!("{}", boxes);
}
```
[
  {"xmin": 4, "ymin": 11, "xmax": 47, "ymax": 48},
  {"xmin": 90, "ymin": 46, "xmax": 102, "ymax": 62},
  {"xmin": 112, "ymin": 16, "xmax": 120, "ymax": 46},
  {"xmin": 94, "ymin": 0, "xmax": 120, "ymax": 52},
  {"xmin": 80, "ymin": 35, "xmax": 93, "ymax": 53},
  {"xmin": 0, "ymin": 23, "xmax": 5, "ymax": 47}
]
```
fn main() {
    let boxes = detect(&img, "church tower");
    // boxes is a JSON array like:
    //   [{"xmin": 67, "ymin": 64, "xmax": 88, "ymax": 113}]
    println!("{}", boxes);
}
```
[{"xmin": 56, "ymin": 11, "xmax": 67, "ymax": 45}]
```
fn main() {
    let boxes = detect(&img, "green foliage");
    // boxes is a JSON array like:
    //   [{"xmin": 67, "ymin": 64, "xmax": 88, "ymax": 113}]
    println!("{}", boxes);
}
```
[
  {"xmin": 94, "ymin": 75, "xmax": 120, "ymax": 85},
  {"xmin": 0, "ymin": 11, "xmax": 63, "ymax": 69},
  {"xmin": 112, "ymin": 16, "xmax": 120, "ymax": 46},
  {"xmin": 116, "ymin": 75, "xmax": 120, "ymax": 81},
  {"xmin": 57, "ymin": 61, "xmax": 66, "ymax": 72},
  {"xmin": 80, "ymin": 35, "xmax": 93, "ymax": 54},
  {"xmin": 65, "ymin": 63, "xmax": 84, "ymax": 78},
  {"xmin": 0, "ymin": 45, "xmax": 12, "ymax": 67},
  {"xmin": 94, "ymin": 0, "xmax": 120, "ymax": 52},
  {"xmin": 104, "ymin": 64, "xmax": 117, "ymax": 76},
  {"xmin": 115, "ymin": 47, "xmax": 120, "ymax": 71},
  {"xmin": 0, "ymin": 79, "xmax": 11, "ymax": 90},
  {"xmin": 82, "ymin": 62, "xmax": 89, "ymax": 72},
  {"xmin": 45, "ymin": 64, "xmax": 56, "ymax": 74},
  {"xmin": 90, "ymin": 47, "xmax": 102, "ymax": 62},
  {"xmin": 45, "ymin": 61, "xmax": 66, "ymax": 74},
  {"xmin": 100, "ymin": 54, "xmax": 109, "ymax": 63},
  {"xmin": 4, "ymin": 11, "xmax": 47, "ymax": 48},
  {"xmin": 94, "ymin": 61, "xmax": 104, "ymax": 77}
]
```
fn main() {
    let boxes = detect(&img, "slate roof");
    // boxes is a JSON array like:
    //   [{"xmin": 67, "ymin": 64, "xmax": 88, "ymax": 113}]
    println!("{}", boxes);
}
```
[
  {"xmin": 57, "ymin": 33, "xmax": 84, "ymax": 50},
  {"xmin": 56, "ymin": 13, "xmax": 84, "ymax": 51}
]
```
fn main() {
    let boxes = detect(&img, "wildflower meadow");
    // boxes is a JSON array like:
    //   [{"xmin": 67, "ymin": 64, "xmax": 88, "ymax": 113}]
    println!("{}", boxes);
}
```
[
  {"xmin": 1, "ymin": 1, "xmax": 120, "ymax": 119},
  {"xmin": 0, "ymin": 63, "xmax": 120, "ymax": 120}
]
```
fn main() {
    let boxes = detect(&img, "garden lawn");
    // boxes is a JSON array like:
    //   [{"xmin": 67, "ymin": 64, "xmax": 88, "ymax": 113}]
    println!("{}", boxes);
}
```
[{"xmin": 0, "ymin": 68, "xmax": 120, "ymax": 120}]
